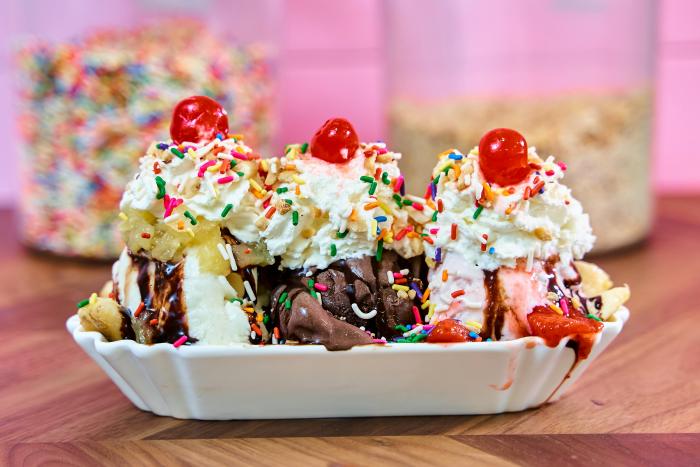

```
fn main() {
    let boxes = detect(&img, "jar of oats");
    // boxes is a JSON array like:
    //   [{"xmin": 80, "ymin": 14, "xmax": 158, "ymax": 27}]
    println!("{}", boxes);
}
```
[{"xmin": 385, "ymin": 0, "xmax": 655, "ymax": 253}]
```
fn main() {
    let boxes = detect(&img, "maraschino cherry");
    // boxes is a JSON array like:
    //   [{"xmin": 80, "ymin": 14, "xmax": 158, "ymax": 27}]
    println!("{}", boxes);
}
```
[
  {"xmin": 170, "ymin": 96, "xmax": 229, "ymax": 145},
  {"xmin": 427, "ymin": 319, "xmax": 472, "ymax": 343},
  {"xmin": 309, "ymin": 118, "xmax": 359, "ymax": 164},
  {"xmin": 478, "ymin": 128, "xmax": 531, "ymax": 186}
]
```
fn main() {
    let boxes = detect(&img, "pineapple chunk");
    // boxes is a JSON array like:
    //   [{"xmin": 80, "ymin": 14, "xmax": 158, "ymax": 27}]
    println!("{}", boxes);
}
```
[
  {"xmin": 229, "ymin": 241, "xmax": 274, "ymax": 268},
  {"xmin": 120, "ymin": 208, "xmax": 157, "ymax": 254},
  {"xmin": 119, "ymin": 208, "xmax": 272, "ymax": 270},
  {"xmin": 150, "ymin": 226, "xmax": 191, "ymax": 261},
  {"xmin": 191, "ymin": 222, "xmax": 229, "ymax": 275},
  {"xmin": 120, "ymin": 207, "xmax": 191, "ymax": 262}
]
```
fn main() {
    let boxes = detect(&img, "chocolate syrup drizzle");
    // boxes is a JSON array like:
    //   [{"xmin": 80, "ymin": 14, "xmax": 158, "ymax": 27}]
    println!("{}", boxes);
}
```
[
  {"xmin": 118, "ymin": 306, "xmax": 136, "ymax": 341},
  {"xmin": 481, "ymin": 270, "xmax": 506, "ymax": 341},
  {"xmin": 544, "ymin": 257, "xmax": 592, "ymax": 317},
  {"xmin": 129, "ymin": 253, "xmax": 190, "ymax": 344}
]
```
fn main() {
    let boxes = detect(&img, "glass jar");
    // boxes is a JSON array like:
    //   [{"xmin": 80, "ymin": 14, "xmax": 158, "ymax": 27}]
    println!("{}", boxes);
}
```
[
  {"xmin": 14, "ymin": 0, "xmax": 279, "ymax": 259},
  {"xmin": 385, "ymin": 0, "xmax": 655, "ymax": 253}
]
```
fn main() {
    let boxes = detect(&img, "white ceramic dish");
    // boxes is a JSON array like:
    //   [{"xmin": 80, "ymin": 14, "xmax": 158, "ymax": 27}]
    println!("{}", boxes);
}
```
[{"xmin": 67, "ymin": 307, "xmax": 628, "ymax": 420}]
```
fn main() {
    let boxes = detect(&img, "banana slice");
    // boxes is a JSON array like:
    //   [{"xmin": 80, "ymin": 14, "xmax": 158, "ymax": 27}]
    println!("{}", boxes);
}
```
[
  {"xmin": 599, "ymin": 285, "xmax": 631, "ymax": 320},
  {"xmin": 78, "ymin": 297, "xmax": 124, "ymax": 341},
  {"xmin": 575, "ymin": 261, "xmax": 613, "ymax": 296}
]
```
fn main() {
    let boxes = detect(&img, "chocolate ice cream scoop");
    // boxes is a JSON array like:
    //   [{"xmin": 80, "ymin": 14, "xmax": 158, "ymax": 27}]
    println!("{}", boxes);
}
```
[
  {"xmin": 274, "ymin": 289, "xmax": 373, "ymax": 350},
  {"xmin": 270, "ymin": 250, "xmax": 425, "ymax": 350}
]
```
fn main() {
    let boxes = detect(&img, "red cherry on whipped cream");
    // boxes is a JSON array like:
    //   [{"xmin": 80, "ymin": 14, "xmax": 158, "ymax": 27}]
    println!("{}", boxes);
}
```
[
  {"xmin": 170, "ymin": 96, "xmax": 229, "ymax": 145},
  {"xmin": 478, "ymin": 128, "xmax": 531, "ymax": 186},
  {"xmin": 427, "ymin": 319, "xmax": 471, "ymax": 343},
  {"xmin": 310, "ymin": 118, "xmax": 359, "ymax": 164}
]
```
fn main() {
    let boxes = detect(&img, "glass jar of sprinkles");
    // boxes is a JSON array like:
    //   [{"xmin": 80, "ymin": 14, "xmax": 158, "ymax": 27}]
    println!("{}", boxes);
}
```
[
  {"xmin": 385, "ymin": 0, "xmax": 655, "ymax": 253},
  {"xmin": 14, "ymin": 0, "xmax": 280, "ymax": 258}
]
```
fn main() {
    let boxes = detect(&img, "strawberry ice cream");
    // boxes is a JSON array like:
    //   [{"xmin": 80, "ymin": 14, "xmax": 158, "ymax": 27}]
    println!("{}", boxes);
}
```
[{"xmin": 420, "ymin": 129, "xmax": 604, "ymax": 345}]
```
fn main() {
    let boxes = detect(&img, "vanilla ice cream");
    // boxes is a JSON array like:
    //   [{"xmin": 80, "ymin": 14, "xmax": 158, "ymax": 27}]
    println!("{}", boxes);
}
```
[{"xmin": 106, "ymin": 135, "xmax": 272, "ymax": 345}]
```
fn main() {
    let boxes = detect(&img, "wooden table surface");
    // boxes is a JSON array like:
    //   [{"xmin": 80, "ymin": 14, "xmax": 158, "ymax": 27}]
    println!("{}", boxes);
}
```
[{"xmin": 1, "ymin": 197, "xmax": 699, "ymax": 466}]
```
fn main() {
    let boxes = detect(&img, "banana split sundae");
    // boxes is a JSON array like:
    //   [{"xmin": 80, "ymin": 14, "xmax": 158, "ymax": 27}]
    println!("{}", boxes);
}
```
[{"xmin": 78, "ymin": 97, "xmax": 629, "ymax": 356}]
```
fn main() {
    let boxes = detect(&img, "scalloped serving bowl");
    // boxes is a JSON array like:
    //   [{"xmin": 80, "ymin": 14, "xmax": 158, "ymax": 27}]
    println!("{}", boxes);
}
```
[{"xmin": 66, "ymin": 307, "xmax": 628, "ymax": 420}]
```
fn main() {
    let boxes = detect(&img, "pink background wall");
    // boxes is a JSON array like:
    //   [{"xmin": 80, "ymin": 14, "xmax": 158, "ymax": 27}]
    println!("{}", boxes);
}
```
[
  {"xmin": 1, "ymin": 0, "xmax": 698, "ymax": 206},
  {"xmin": 654, "ymin": 0, "xmax": 700, "ymax": 192}
]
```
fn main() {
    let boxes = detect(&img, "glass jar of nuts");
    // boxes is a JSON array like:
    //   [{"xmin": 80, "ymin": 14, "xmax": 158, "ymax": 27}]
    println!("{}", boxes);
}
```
[{"xmin": 385, "ymin": 0, "xmax": 655, "ymax": 253}]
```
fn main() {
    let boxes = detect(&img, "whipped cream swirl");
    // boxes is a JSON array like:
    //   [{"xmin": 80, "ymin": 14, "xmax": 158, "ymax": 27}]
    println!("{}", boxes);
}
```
[{"xmin": 423, "ymin": 147, "xmax": 595, "ymax": 271}]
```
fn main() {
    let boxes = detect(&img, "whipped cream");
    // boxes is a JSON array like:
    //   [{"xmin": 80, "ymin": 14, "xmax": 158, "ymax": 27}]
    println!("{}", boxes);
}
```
[
  {"xmin": 120, "ymin": 137, "xmax": 262, "ymax": 244},
  {"xmin": 423, "ymin": 147, "xmax": 594, "ymax": 271},
  {"xmin": 260, "ymin": 143, "xmax": 423, "ymax": 270}
]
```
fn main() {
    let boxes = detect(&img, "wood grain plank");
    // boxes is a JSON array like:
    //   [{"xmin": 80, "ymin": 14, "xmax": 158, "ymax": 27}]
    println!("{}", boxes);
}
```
[
  {"xmin": 1, "ymin": 436, "xmax": 515, "ymax": 467},
  {"xmin": 3, "ymin": 435, "xmax": 698, "ymax": 466},
  {"xmin": 453, "ymin": 434, "xmax": 700, "ymax": 467}
]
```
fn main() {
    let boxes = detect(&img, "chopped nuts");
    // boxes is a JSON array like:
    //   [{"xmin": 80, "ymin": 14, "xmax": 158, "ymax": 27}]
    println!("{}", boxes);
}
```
[
  {"xmin": 534, "ymin": 227, "xmax": 553, "ymax": 241},
  {"xmin": 276, "ymin": 199, "xmax": 292, "ymax": 214},
  {"xmin": 254, "ymin": 216, "xmax": 269, "ymax": 230},
  {"xmin": 376, "ymin": 153, "xmax": 393, "ymax": 163}
]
